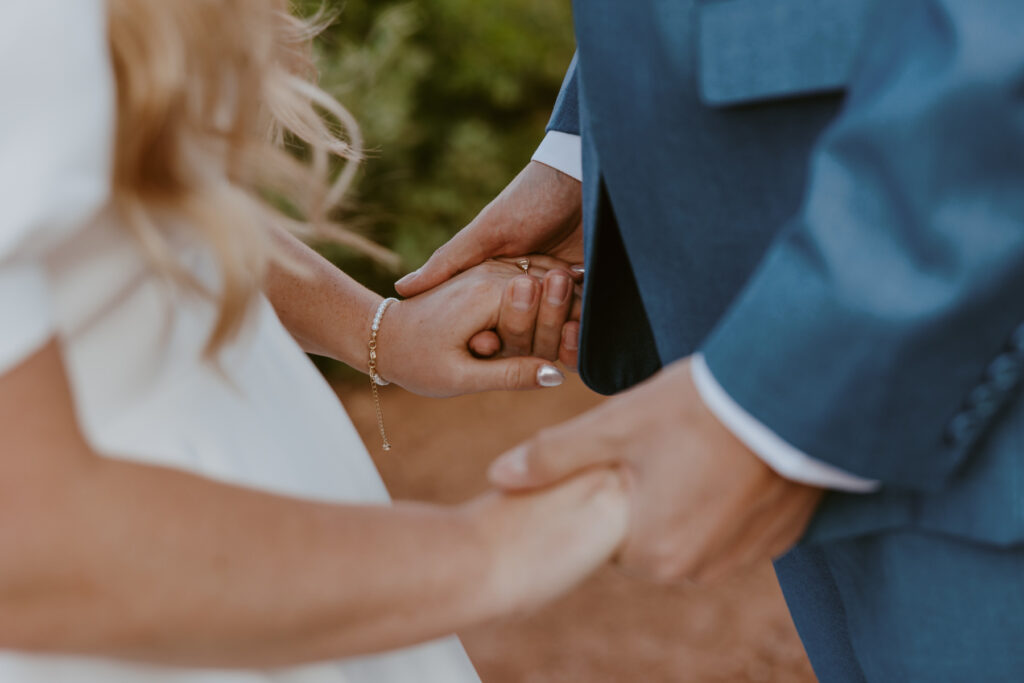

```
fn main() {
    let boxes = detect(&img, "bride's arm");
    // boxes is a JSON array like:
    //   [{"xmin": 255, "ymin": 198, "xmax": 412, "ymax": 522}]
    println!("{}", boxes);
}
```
[
  {"xmin": 0, "ymin": 342, "xmax": 626, "ymax": 668},
  {"xmin": 263, "ymin": 228, "xmax": 577, "ymax": 396},
  {"xmin": 263, "ymin": 228, "xmax": 382, "ymax": 369}
]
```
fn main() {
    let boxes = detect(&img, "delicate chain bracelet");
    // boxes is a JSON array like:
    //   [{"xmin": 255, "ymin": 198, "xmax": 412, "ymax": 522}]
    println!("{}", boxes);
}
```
[{"xmin": 368, "ymin": 297, "xmax": 399, "ymax": 451}]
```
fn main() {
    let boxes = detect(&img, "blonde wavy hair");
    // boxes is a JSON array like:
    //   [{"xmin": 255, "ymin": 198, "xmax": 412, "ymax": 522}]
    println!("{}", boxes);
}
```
[{"xmin": 106, "ymin": 0, "xmax": 391, "ymax": 352}]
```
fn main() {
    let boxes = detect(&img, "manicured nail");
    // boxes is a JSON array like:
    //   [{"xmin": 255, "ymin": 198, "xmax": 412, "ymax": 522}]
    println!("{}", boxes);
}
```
[
  {"xmin": 570, "ymin": 264, "xmax": 585, "ymax": 275},
  {"xmin": 537, "ymin": 364, "xmax": 564, "ymax": 387},
  {"xmin": 562, "ymin": 325, "xmax": 579, "ymax": 351},
  {"xmin": 489, "ymin": 446, "xmax": 528, "ymax": 482},
  {"xmin": 512, "ymin": 278, "xmax": 535, "ymax": 310},
  {"xmin": 395, "ymin": 268, "xmax": 420, "ymax": 287},
  {"xmin": 547, "ymin": 273, "xmax": 570, "ymax": 304}
]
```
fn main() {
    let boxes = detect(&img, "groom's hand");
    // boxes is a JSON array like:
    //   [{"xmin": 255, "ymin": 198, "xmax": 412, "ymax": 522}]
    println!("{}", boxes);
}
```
[
  {"xmin": 401, "ymin": 161, "xmax": 585, "ymax": 368},
  {"xmin": 487, "ymin": 357, "xmax": 824, "ymax": 585},
  {"xmin": 395, "ymin": 162, "xmax": 584, "ymax": 297}
]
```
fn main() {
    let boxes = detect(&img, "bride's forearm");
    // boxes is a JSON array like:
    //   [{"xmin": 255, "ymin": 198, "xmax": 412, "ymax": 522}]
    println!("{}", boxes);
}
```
[
  {"xmin": 0, "ymin": 341, "xmax": 497, "ymax": 667},
  {"xmin": 263, "ymin": 227, "xmax": 381, "ymax": 370},
  {"xmin": 1, "ymin": 451, "xmax": 496, "ymax": 668},
  {"xmin": 0, "ymin": 341, "xmax": 626, "ymax": 670}
]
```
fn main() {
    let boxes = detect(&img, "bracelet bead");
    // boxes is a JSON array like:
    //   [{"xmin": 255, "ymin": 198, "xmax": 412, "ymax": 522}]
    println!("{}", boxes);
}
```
[{"xmin": 368, "ymin": 297, "xmax": 399, "ymax": 450}]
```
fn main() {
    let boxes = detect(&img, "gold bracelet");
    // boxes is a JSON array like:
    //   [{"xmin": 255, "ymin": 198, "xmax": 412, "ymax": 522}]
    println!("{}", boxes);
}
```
[{"xmin": 368, "ymin": 297, "xmax": 398, "ymax": 451}]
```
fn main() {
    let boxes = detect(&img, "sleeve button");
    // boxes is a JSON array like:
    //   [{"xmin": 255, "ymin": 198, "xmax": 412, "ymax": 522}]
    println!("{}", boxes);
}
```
[
  {"xmin": 986, "ymin": 354, "xmax": 1020, "ymax": 392},
  {"xmin": 945, "ymin": 412, "xmax": 976, "ymax": 446},
  {"xmin": 968, "ymin": 385, "xmax": 995, "ymax": 408}
]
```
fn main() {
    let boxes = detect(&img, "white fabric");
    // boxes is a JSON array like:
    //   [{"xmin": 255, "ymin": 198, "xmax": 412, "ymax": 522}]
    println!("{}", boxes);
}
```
[
  {"xmin": 531, "ymin": 131, "xmax": 583, "ymax": 181},
  {"xmin": 691, "ymin": 355, "xmax": 881, "ymax": 492},
  {"xmin": 0, "ymin": 264, "xmax": 53, "ymax": 376},
  {"xmin": 0, "ymin": 1, "xmax": 113, "ymax": 375},
  {"xmin": 532, "ymin": 132, "xmax": 878, "ymax": 492},
  {"xmin": 0, "ymin": 4, "xmax": 479, "ymax": 682}
]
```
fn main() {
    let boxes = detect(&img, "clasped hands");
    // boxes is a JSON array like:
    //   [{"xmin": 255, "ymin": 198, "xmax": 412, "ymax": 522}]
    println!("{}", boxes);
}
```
[
  {"xmin": 374, "ymin": 254, "xmax": 583, "ymax": 398},
  {"xmin": 395, "ymin": 161, "xmax": 824, "ymax": 588}
]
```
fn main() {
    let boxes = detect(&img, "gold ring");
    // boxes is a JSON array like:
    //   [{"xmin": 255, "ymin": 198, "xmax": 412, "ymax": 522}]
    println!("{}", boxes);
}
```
[{"xmin": 516, "ymin": 258, "xmax": 530, "ymax": 273}]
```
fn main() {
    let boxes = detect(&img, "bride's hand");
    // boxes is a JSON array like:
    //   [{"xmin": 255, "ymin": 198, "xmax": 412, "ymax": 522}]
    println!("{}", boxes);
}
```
[
  {"xmin": 376, "ymin": 258, "xmax": 578, "ymax": 397},
  {"xmin": 457, "ymin": 467, "xmax": 629, "ymax": 618}
]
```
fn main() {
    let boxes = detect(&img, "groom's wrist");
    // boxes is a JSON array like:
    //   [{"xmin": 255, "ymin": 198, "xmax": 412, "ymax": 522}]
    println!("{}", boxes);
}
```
[
  {"xmin": 532, "ymin": 131, "xmax": 583, "ymax": 182},
  {"xmin": 690, "ymin": 353, "xmax": 881, "ymax": 493}
]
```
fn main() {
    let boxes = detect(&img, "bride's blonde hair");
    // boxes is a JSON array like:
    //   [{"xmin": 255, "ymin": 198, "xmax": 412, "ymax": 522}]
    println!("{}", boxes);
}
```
[{"xmin": 106, "ymin": 0, "xmax": 390, "ymax": 352}]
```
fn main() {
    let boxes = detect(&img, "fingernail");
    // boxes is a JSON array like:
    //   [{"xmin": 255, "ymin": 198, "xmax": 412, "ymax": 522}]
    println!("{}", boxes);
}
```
[
  {"xmin": 512, "ymin": 278, "xmax": 535, "ymax": 310},
  {"xmin": 546, "ymin": 274, "xmax": 570, "ymax": 304},
  {"xmin": 570, "ymin": 264, "xmax": 585, "ymax": 275},
  {"xmin": 562, "ymin": 326, "xmax": 579, "ymax": 351},
  {"xmin": 395, "ymin": 268, "xmax": 419, "ymax": 287},
  {"xmin": 489, "ymin": 446, "xmax": 528, "ymax": 482},
  {"xmin": 537, "ymin": 364, "xmax": 564, "ymax": 387}
]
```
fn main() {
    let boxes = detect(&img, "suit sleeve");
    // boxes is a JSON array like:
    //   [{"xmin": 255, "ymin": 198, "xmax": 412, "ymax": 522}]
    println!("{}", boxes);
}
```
[
  {"xmin": 700, "ymin": 0, "xmax": 1024, "ymax": 491},
  {"xmin": 546, "ymin": 53, "xmax": 580, "ymax": 136}
]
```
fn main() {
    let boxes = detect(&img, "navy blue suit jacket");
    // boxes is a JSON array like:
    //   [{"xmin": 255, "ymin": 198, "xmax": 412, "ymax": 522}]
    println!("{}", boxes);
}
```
[{"xmin": 552, "ymin": 0, "xmax": 1024, "ymax": 548}]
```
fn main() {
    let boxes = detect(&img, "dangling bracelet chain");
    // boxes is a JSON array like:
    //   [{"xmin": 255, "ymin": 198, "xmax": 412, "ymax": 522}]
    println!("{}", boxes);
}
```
[{"xmin": 368, "ymin": 297, "xmax": 399, "ymax": 451}]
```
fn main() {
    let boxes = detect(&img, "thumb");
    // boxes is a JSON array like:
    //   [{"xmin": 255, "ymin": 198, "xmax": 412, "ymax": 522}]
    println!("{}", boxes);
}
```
[
  {"xmin": 468, "ymin": 330, "xmax": 501, "ymax": 357},
  {"xmin": 488, "ymin": 414, "xmax": 617, "ymax": 491},
  {"xmin": 395, "ymin": 227, "xmax": 495, "ymax": 297},
  {"xmin": 461, "ymin": 356, "xmax": 565, "ymax": 394}
]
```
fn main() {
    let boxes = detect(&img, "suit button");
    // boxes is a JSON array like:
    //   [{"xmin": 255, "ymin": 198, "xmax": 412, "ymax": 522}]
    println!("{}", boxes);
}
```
[
  {"xmin": 987, "ymin": 354, "xmax": 1021, "ymax": 392},
  {"xmin": 945, "ymin": 413, "xmax": 975, "ymax": 446}
]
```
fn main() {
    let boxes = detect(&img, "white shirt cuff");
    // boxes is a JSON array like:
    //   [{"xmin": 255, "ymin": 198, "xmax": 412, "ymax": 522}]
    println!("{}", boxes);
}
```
[
  {"xmin": 532, "ymin": 131, "xmax": 582, "ymax": 182},
  {"xmin": 690, "ymin": 353, "xmax": 881, "ymax": 493}
]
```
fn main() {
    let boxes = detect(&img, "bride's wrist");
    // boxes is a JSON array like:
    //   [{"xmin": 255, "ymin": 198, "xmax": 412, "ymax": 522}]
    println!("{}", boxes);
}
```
[
  {"xmin": 370, "ymin": 297, "xmax": 403, "ymax": 384},
  {"xmin": 449, "ymin": 499, "xmax": 519, "ymax": 621},
  {"xmin": 362, "ymin": 296, "xmax": 402, "ymax": 451},
  {"xmin": 311, "ymin": 290, "xmax": 384, "ymax": 370}
]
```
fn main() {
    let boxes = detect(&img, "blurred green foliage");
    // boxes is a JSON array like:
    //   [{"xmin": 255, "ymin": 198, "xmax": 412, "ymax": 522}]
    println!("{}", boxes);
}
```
[{"xmin": 295, "ymin": 0, "xmax": 575, "ymax": 294}]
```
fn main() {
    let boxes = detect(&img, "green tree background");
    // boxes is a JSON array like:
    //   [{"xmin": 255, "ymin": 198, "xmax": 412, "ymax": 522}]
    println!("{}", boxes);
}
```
[{"xmin": 296, "ymin": 0, "xmax": 575, "ymax": 297}]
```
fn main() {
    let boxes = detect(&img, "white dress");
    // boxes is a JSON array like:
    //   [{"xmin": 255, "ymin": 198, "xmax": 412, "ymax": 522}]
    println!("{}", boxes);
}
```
[{"xmin": 0, "ymin": 3, "xmax": 479, "ymax": 682}]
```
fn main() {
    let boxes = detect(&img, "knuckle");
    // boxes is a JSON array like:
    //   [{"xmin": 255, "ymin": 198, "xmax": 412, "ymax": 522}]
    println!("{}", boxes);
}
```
[
  {"xmin": 431, "ymin": 244, "xmax": 451, "ymax": 267},
  {"xmin": 647, "ymin": 542, "xmax": 692, "ymax": 585},
  {"xmin": 536, "ymin": 318, "xmax": 560, "ymax": 338},
  {"xmin": 649, "ymin": 562, "xmax": 682, "ymax": 586},
  {"xmin": 541, "ymin": 299, "xmax": 571, "ymax": 320},
  {"xmin": 502, "ymin": 319, "xmax": 533, "ymax": 338},
  {"xmin": 648, "ymin": 554, "xmax": 682, "ymax": 584},
  {"xmin": 527, "ymin": 429, "xmax": 561, "ymax": 473},
  {"xmin": 503, "ymin": 317, "xmax": 536, "ymax": 342},
  {"xmin": 514, "ymin": 439, "xmax": 547, "ymax": 480},
  {"xmin": 560, "ymin": 351, "xmax": 579, "ymax": 372},
  {"xmin": 470, "ymin": 278, "xmax": 494, "ymax": 298},
  {"xmin": 691, "ymin": 562, "xmax": 733, "ymax": 588},
  {"xmin": 504, "ymin": 363, "xmax": 525, "ymax": 389},
  {"xmin": 502, "ymin": 345, "xmax": 529, "ymax": 359},
  {"xmin": 534, "ymin": 345, "xmax": 559, "ymax": 362},
  {"xmin": 534, "ymin": 313, "xmax": 560, "ymax": 334},
  {"xmin": 483, "ymin": 260, "xmax": 509, "ymax": 276}
]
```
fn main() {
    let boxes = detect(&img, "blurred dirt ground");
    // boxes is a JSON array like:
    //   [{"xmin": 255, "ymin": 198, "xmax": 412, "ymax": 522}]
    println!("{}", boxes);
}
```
[{"xmin": 335, "ymin": 375, "xmax": 816, "ymax": 683}]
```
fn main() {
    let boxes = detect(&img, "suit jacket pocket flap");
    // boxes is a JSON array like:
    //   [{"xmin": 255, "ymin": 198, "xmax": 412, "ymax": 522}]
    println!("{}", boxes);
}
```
[{"xmin": 697, "ymin": 0, "xmax": 869, "ymax": 107}]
